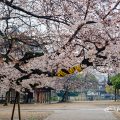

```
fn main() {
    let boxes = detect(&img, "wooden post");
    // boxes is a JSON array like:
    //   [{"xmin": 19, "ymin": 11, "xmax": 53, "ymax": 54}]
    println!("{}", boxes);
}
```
[
  {"xmin": 45, "ymin": 91, "xmax": 47, "ymax": 103},
  {"xmin": 37, "ymin": 92, "xmax": 39, "ymax": 103},
  {"xmin": 17, "ymin": 92, "xmax": 21, "ymax": 120},
  {"xmin": 43, "ymin": 91, "xmax": 45, "ymax": 103},
  {"xmin": 11, "ymin": 92, "xmax": 17, "ymax": 120},
  {"xmin": 39, "ymin": 91, "xmax": 41, "ymax": 103},
  {"xmin": 47, "ymin": 92, "xmax": 49, "ymax": 103},
  {"xmin": 50, "ymin": 90, "xmax": 51, "ymax": 103},
  {"xmin": 42, "ymin": 92, "xmax": 43, "ymax": 103},
  {"xmin": 11, "ymin": 91, "xmax": 21, "ymax": 120},
  {"xmin": 41, "ymin": 91, "xmax": 43, "ymax": 103},
  {"xmin": 49, "ymin": 90, "xmax": 51, "ymax": 103}
]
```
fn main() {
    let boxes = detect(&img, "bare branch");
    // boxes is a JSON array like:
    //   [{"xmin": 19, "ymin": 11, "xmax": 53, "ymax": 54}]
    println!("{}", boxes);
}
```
[
  {"xmin": 84, "ymin": 0, "xmax": 91, "ymax": 20},
  {"xmin": 103, "ymin": 0, "xmax": 120, "ymax": 20}
]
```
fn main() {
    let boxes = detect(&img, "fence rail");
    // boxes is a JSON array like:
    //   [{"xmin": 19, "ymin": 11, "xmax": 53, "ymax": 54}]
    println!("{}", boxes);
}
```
[{"xmin": 0, "ymin": 96, "xmax": 25, "ymax": 103}]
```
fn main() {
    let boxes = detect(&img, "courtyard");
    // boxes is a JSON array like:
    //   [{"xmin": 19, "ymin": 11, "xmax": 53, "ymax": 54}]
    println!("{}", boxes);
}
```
[{"xmin": 0, "ymin": 101, "xmax": 120, "ymax": 120}]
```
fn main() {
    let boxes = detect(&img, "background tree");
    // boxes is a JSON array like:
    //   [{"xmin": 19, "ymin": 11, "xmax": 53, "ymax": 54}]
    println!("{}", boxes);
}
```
[
  {"xmin": 110, "ymin": 73, "xmax": 120, "ymax": 101},
  {"xmin": 54, "ymin": 71, "xmax": 98, "ymax": 102},
  {"xmin": 105, "ymin": 85, "xmax": 115, "ymax": 94}
]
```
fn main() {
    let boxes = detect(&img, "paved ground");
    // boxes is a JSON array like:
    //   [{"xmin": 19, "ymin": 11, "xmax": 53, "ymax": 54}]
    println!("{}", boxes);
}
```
[
  {"xmin": 44, "ymin": 101, "xmax": 119, "ymax": 120},
  {"xmin": 0, "ymin": 101, "xmax": 119, "ymax": 120},
  {"xmin": 45, "ymin": 107, "xmax": 117, "ymax": 120}
]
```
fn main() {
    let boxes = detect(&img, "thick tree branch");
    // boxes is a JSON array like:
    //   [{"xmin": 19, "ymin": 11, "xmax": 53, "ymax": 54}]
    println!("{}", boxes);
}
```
[
  {"xmin": 16, "ymin": 69, "xmax": 55, "ymax": 85},
  {"xmin": 13, "ymin": 52, "xmax": 44, "ymax": 73},
  {"xmin": 63, "ymin": 21, "xmax": 96, "ymax": 49},
  {"xmin": 5, "ymin": 39, "xmax": 13, "ymax": 56},
  {"xmin": 14, "ymin": 63, "xmax": 27, "ymax": 73},
  {"xmin": 85, "ymin": 40, "xmax": 109, "ymax": 55},
  {"xmin": 81, "ymin": 58, "xmax": 93, "ymax": 67},
  {"xmin": 0, "ymin": 74, "xmax": 6, "ymax": 81},
  {"xmin": 0, "ymin": 0, "xmax": 69, "ymax": 25}
]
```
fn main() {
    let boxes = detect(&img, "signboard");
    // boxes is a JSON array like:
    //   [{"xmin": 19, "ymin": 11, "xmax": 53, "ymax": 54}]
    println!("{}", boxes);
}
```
[{"xmin": 57, "ymin": 65, "xmax": 82, "ymax": 77}]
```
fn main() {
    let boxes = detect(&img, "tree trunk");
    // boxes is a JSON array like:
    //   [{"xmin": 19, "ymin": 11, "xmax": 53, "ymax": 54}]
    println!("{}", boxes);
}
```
[
  {"xmin": 117, "ymin": 89, "xmax": 119, "ymax": 96},
  {"xmin": 115, "ymin": 88, "xmax": 117, "ymax": 101},
  {"xmin": 4, "ymin": 90, "xmax": 10, "ymax": 106},
  {"xmin": 61, "ymin": 88, "xmax": 69, "ymax": 102}
]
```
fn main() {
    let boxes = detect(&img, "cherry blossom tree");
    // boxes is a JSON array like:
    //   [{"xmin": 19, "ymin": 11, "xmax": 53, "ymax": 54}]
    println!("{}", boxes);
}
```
[
  {"xmin": 0, "ymin": 0, "xmax": 120, "ymax": 119},
  {"xmin": 0, "ymin": 0, "xmax": 119, "ymax": 99}
]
